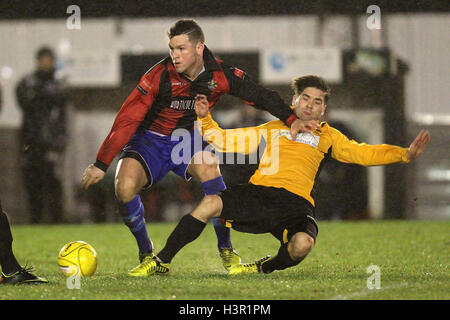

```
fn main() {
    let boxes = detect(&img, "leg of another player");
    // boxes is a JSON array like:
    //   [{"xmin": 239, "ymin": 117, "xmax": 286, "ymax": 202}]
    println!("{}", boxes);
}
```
[
  {"xmin": 0, "ymin": 207, "xmax": 21, "ymax": 275},
  {"xmin": 115, "ymin": 157, "xmax": 153, "ymax": 258},
  {"xmin": 0, "ymin": 200, "xmax": 48, "ymax": 284}
]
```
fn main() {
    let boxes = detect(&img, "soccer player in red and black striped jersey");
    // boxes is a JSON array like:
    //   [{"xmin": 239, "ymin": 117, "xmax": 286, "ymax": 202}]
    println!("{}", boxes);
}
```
[{"xmin": 81, "ymin": 19, "xmax": 307, "ymax": 276}]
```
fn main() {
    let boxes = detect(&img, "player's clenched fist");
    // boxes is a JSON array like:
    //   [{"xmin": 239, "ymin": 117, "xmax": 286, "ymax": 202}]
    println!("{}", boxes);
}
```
[
  {"xmin": 81, "ymin": 164, "xmax": 106, "ymax": 190},
  {"xmin": 195, "ymin": 94, "xmax": 209, "ymax": 118}
]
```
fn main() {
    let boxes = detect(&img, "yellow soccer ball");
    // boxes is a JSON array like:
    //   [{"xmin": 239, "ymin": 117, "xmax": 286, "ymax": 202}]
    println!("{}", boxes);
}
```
[{"xmin": 57, "ymin": 241, "xmax": 98, "ymax": 277}]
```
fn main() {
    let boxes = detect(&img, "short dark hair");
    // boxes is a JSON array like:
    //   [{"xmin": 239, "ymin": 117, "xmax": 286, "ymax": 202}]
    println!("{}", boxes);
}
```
[
  {"xmin": 291, "ymin": 75, "xmax": 331, "ymax": 103},
  {"xmin": 167, "ymin": 19, "xmax": 205, "ymax": 44},
  {"xmin": 36, "ymin": 46, "xmax": 54, "ymax": 60}
]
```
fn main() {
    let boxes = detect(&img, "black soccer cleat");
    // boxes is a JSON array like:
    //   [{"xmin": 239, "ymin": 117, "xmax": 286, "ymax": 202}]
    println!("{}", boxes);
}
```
[{"xmin": 0, "ymin": 266, "xmax": 49, "ymax": 284}]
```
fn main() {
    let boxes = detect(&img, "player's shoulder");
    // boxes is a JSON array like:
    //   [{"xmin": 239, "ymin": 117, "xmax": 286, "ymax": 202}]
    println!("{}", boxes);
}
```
[
  {"xmin": 143, "ymin": 57, "xmax": 170, "ymax": 77},
  {"xmin": 314, "ymin": 121, "xmax": 334, "ymax": 136},
  {"xmin": 205, "ymin": 45, "xmax": 247, "ymax": 80},
  {"xmin": 136, "ymin": 58, "xmax": 171, "ymax": 93},
  {"xmin": 321, "ymin": 122, "xmax": 349, "ymax": 140},
  {"xmin": 317, "ymin": 121, "xmax": 333, "ymax": 132},
  {"xmin": 217, "ymin": 60, "xmax": 247, "ymax": 80}
]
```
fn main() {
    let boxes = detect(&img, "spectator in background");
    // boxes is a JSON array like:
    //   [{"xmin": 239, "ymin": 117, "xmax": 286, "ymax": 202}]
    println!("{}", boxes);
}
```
[{"xmin": 16, "ymin": 47, "xmax": 68, "ymax": 224}]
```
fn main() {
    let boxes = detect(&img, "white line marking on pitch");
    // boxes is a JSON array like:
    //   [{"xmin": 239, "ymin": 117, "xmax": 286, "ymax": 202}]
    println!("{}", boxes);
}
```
[{"xmin": 328, "ymin": 282, "xmax": 409, "ymax": 300}]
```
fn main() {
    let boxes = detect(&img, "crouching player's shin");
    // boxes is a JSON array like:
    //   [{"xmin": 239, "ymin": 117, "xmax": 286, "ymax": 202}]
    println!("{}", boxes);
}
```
[{"xmin": 229, "ymin": 232, "xmax": 315, "ymax": 275}]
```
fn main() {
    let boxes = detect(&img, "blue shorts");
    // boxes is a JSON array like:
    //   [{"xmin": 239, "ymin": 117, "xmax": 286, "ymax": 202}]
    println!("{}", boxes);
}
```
[{"xmin": 119, "ymin": 128, "xmax": 212, "ymax": 189}]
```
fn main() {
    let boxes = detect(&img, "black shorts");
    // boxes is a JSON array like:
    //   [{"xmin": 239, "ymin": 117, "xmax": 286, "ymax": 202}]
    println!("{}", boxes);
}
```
[{"xmin": 218, "ymin": 184, "xmax": 318, "ymax": 244}]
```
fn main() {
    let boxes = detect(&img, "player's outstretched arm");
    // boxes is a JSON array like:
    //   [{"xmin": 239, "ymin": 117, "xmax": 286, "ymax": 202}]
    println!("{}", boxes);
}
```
[
  {"xmin": 195, "ymin": 94, "xmax": 319, "ymax": 136},
  {"xmin": 195, "ymin": 94, "xmax": 265, "ymax": 154},
  {"xmin": 405, "ymin": 129, "xmax": 430, "ymax": 161},
  {"xmin": 81, "ymin": 164, "xmax": 106, "ymax": 190}
]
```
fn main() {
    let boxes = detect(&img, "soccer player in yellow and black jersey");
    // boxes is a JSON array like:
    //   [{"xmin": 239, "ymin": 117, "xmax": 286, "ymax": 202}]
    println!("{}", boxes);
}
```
[{"xmin": 139, "ymin": 75, "xmax": 430, "ymax": 275}]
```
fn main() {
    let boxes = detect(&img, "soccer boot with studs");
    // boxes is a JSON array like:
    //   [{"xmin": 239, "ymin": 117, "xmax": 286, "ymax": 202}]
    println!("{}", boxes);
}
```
[
  {"xmin": 228, "ymin": 255, "xmax": 272, "ymax": 275},
  {"xmin": 219, "ymin": 247, "xmax": 242, "ymax": 271},
  {"xmin": 0, "ymin": 266, "xmax": 49, "ymax": 284},
  {"xmin": 128, "ymin": 255, "xmax": 170, "ymax": 277}
]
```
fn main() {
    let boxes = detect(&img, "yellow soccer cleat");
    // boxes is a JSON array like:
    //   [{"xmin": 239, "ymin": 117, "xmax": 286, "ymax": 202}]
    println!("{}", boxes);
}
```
[
  {"xmin": 228, "ymin": 255, "xmax": 272, "ymax": 275},
  {"xmin": 138, "ymin": 252, "xmax": 155, "ymax": 263},
  {"xmin": 219, "ymin": 247, "xmax": 242, "ymax": 271},
  {"xmin": 128, "ymin": 256, "xmax": 170, "ymax": 277}
]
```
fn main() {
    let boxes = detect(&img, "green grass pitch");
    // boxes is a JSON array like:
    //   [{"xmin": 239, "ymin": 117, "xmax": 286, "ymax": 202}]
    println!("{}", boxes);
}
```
[{"xmin": 1, "ymin": 220, "xmax": 449, "ymax": 300}]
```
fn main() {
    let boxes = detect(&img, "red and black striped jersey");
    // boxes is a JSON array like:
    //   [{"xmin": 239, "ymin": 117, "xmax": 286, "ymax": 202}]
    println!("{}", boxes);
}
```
[{"xmin": 95, "ymin": 46, "xmax": 297, "ymax": 171}]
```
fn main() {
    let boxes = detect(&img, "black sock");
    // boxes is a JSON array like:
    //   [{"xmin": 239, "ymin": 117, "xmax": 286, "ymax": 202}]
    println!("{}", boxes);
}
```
[
  {"xmin": 157, "ymin": 214, "xmax": 206, "ymax": 263},
  {"xmin": 0, "ymin": 207, "xmax": 21, "ymax": 274},
  {"xmin": 261, "ymin": 243, "xmax": 304, "ymax": 274}
]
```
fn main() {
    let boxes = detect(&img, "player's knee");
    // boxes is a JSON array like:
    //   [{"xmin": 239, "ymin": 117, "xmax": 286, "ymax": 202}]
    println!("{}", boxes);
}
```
[
  {"xmin": 195, "ymin": 195, "xmax": 222, "ymax": 221},
  {"xmin": 115, "ymin": 177, "xmax": 139, "ymax": 204},
  {"xmin": 203, "ymin": 195, "xmax": 222, "ymax": 213},
  {"xmin": 289, "ymin": 233, "xmax": 315, "ymax": 260}
]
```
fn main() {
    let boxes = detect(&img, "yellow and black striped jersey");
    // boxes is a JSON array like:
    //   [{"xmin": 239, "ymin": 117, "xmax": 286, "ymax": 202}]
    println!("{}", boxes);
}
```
[{"xmin": 198, "ymin": 113, "xmax": 410, "ymax": 206}]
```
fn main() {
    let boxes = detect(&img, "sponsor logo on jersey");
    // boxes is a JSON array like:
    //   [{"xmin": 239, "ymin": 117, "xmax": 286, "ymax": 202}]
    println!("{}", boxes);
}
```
[
  {"xmin": 278, "ymin": 130, "xmax": 320, "ymax": 148},
  {"xmin": 171, "ymin": 82, "xmax": 187, "ymax": 86},
  {"xmin": 170, "ymin": 97, "xmax": 196, "ymax": 111}
]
